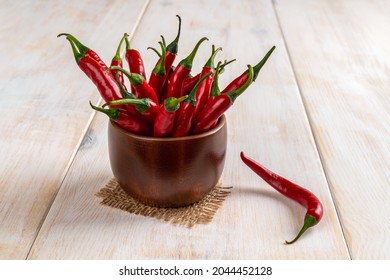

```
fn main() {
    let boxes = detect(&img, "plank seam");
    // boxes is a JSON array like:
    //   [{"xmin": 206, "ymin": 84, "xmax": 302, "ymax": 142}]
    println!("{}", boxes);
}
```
[
  {"xmin": 25, "ymin": 0, "xmax": 152, "ymax": 260},
  {"xmin": 270, "ymin": 0, "xmax": 352, "ymax": 259}
]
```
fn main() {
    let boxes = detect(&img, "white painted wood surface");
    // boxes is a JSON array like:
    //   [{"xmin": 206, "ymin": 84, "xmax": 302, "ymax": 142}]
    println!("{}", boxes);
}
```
[
  {"xmin": 1, "ymin": 0, "xmax": 387, "ymax": 260},
  {"xmin": 0, "ymin": 0, "xmax": 149, "ymax": 259},
  {"xmin": 274, "ymin": 0, "xmax": 390, "ymax": 259},
  {"xmin": 27, "ymin": 0, "xmax": 347, "ymax": 259}
]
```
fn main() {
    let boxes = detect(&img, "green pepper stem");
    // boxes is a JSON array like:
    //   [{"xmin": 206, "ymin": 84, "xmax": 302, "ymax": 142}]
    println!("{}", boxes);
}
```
[
  {"xmin": 180, "ymin": 37, "xmax": 208, "ymax": 69},
  {"xmin": 103, "ymin": 98, "xmax": 150, "ymax": 114},
  {"xmin": 147, "ymin": 46, "xmax": 161, "ymax": 58},
  {"xmin": 115, "ymin": 72, "xmax": 135, "ymax": 99},
  {"xmin": 166, "ymin": 15, "xmax": 181, "ymax": 54},
  {"xmin": 164, "ymin": 95, "xmax": 188, "ymax": 112},
  {"xmin": 125, "ymin": 35, "xmax": 131, "ymax": 52},
  {"xmin": 226, "ymin": 64, "xmax": 254, "ymax": 103},
  {"xmin": 250, "ymin": 46, "xmax": 276, "ymax": 81},
  {"xmin": 113, "ymin": 33, "xmax": 128, "ymax": 62},
  {"xmin": 89, "ymin": 101, "xmax": 120, "ymax": 120},
  {"xmin": 109, "ymin": 66, "xmax": 143, "ymax": 86},
  {"xmin": 285, "ymin": 215, "xmax": 318, "ymax": 245},
  {"xmin": 160, "ymin": 35, "xmax": 166, "ymax": 48},
  {"xmin": 204, "ymin": 45, "xmax": 222, "ymax": 69},
  {"xmin": 210, "ymin": 59, "xmax": 236, "ymax": 97},
  {"xmin": 152, "ymin": 41, "xmax": 166, "ymax": 76},
  {"xmin": 220, "ymin": 58, "xmax": 236, "ymax": 70},
  {"xmin": 58, "ymin": 33, "xmax": 90, "ymax": 53},
  {"xmin": 210, "ymin": 61, "xmax": 223, "ymax": 97},
  {"xmin": 187, "ymin": 72, "xmax": 212, "ymax": 105},
  {"xmin": 58, "ymin": 33, "xmax": 90, "ymax": 64}
]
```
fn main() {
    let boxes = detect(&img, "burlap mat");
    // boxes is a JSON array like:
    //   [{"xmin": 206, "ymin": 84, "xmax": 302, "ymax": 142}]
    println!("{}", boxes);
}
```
[{"xmin": 96, "ymin": 178, "xmax": 232, "ymax": 227}]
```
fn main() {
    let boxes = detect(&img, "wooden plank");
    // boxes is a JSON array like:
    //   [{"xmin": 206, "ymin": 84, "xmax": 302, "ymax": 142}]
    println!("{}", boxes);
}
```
[
  {"xmin": 28, "ymin": 0, "xmax": 349, "ymax": 259},
  {"xmin": 274, "ymin": 0, "xmax": 390, "ymax": 259},
  {"xmin": 0, "ymin": 0, "xmax": 149, "ymax": 259}
]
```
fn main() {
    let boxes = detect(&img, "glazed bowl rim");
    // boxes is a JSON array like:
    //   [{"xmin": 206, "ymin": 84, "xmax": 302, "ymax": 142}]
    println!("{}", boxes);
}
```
[{"xmin": 109, "ymin": 114, "xmax": 226, "ymax": 142}]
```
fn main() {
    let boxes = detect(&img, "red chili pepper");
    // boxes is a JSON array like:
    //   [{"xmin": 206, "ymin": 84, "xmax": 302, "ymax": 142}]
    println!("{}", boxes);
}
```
[
  {"xmin": 125, "ymin": 36, "xmax": 147, "ymax": 93},
  {"xmin": 145, "ymin": 15, "xmax": 181, "ymax": 103},
  {"xmin": 240, "ymin": 152, "xmax": 324, "ymax": 244},
  {"xmin": 159, "ymin": 65, "xmax": 175, "ymax": 104},
  {"xmin": 173, "ymin": 72, "xmax": 212, "ymax": 137},
  {"xmin": 58, "ymin": 33, "xmax": 108, "ymax": 71},
  {"xmin": 148, "ymin": 41, "xmax": 166, "ymax": 101},
  {"xmin": 209, "ymin": 61, "xmax": 223, "ymax": 98},
  {"xmin": 110, "ymin": 67, "xmax": 159, "ymax": 104},
  {"xmin": 103, "ymin": 97, "xmax": 160, "ymax": 125},
  {"xmin": 153, "ymin": 95, "xmax": 188, "ymax": 137},
  {"xmin": 221, "ymin": 46, "xmax": 275, "ymax": 93},
  {"xmin": 182, "ymin": 72, "xmax": 201, "ymax": 96},
  {"xmin": 111, "ymin": 71, "xmax": 149, "ymax": 119},
  {"xmin": 192, "ymin": 65, "xmax": 254, "ymax": 135},
  {"xmin": 193, "ymin": 46, "xmax": 222, "ymax": 120},
  {"xmin": 58, "ymin": 33, "xmax": 122, "ymax": 104},
  {"xmin": 110, "ymin": 33, "xmax": 128, "ymax": 90},
  {"xmin": 166, "ymin": 37, "xmax": 208, "ymax": 98},
  {"xmin": 209, "ymin": 59, "xmax": 236, "ymax": 98},
  {"xmin": 164, "ymin": 15, "xmax": 182, "ymax": 73},
  {"xmin": 114, "ymin": 71, "xmax": 133, "ymax": 98},
  {"xmin": 90, "ymin": 102, "xmax": 152, "ymax": 136}
]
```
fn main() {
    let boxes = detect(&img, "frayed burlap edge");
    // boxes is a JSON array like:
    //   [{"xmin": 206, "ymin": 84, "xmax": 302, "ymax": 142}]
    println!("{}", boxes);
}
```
[{"xmin": 95, "ymin": 178, "xmax": 232, "ymax": 227}]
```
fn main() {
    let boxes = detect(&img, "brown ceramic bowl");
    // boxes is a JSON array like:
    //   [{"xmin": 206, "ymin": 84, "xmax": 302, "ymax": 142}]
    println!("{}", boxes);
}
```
[{"xmin": 107, "ymin": 115, "xmax": 227, "ymax": 208}]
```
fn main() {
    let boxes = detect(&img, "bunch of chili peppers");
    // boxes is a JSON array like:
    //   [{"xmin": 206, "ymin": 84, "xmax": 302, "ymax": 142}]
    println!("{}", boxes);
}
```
[
  {"xmin": 59, "ymin": 16, "xmax": 324, "ymax": 244},
  {"xmin": 58, "ymin": 15, "xmax": 275, "ymax": 137}
]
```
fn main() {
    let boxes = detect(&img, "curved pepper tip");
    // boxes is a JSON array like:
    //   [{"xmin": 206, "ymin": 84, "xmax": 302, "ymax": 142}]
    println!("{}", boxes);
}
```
[
  {"xmin": 57, "ymin": 33, "xmax": 69, "ymax": 38},
  {"xmin": 285, "ymin": 214, "xmax": 318, "ymax": 245}
]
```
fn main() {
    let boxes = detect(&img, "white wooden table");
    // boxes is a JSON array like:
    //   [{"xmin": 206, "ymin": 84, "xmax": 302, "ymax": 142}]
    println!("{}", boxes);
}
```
[{"xmin": 1, "ymin": 0, "xmax": 389, "ymax": 260}]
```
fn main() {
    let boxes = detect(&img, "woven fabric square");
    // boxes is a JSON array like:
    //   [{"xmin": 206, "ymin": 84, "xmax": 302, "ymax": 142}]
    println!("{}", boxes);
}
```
[{"xmin": 96, "ymin": 178, "xmax": 232, "ymax": 227}]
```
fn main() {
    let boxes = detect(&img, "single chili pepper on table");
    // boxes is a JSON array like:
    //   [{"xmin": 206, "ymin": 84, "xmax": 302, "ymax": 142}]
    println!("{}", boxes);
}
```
[
  {"xmin": 153, "ymin": 95, "xmax": 188, "ymax": 137},
  {"xmin": 221, "ymin": 46, "xmax": 275, "ymax": 94},
  {"xmin": 58, "ymin": 33, "xmax": 122, "ymax": 104},
  {"xmin": 89, "ymin": 102, "xmax": 152, "ymax": 136},
  {"xmin": 240, "ymin": 152, "xmax": 324, "ymax": 244},
  {"xmin": 148, "ymin": 41, "xmax": 166, "ymax": 101},
  {"xmin": 110, "ymin": 33, "xmax": 128, "ymax": 90},
  {"xmin": 173, "ymin": 72, "xmax": 212, "ymax": 137},
  {"xmin": 166, "ymin": 37, "xmax": 208, "ymax": 98},
  {"xmin": 193, "ymin": 46, "xmax": 222, "ymax": 120},
  {"xmin": 104, "ymin": 97, "xmax": 160, "ymax": 125},
  {"xmin": 192, "ymin": 65, "xmax": 254, "ymax": 135},
  {"xmin": 110, "ymin": 66, "xmax": 159, "ymax": 104}
]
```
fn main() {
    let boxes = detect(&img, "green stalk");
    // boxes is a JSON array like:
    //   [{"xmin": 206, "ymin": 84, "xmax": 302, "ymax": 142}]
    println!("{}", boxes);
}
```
[
  {"xmin": 180, "ymin": 37, "xmax": 208, "ymax": 69},
  {"xmin": 227, "ymin": 65, "xmax": 254, "ymax": 103},
  {"xmin": 249, "ymin": 46, "xmax": 276, "ymax": 81},
  {"xmin": 89, "ymin": 101, "xmax": 119, "ymax": 120},
  {"xmin": 164, "ymin": 95, "xmax": 188, "ymax": 112}
]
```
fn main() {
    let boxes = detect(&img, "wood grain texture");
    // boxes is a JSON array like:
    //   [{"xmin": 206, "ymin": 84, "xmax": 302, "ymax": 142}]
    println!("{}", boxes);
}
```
[
  {"xmin": 0, "ymin": 0, "xmax": 149, "ymax": 259},
  {"xmin": 28, "ymin": 0, "xmax": 348, "ymax": 259},
  {"xmin": 274, "ymin": 0, "xmax": 390, "ymax": 259}
]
